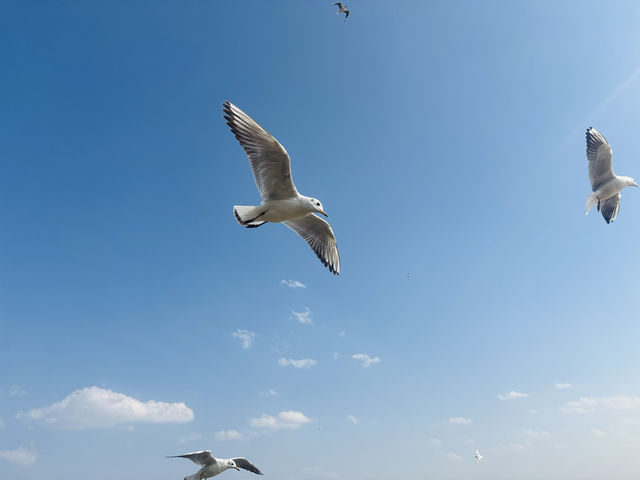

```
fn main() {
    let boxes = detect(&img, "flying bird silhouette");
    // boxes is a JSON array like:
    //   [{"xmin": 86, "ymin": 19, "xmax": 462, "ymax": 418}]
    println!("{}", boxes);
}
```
[
  {"xmin": 585, "ymin": 127, "xmax": 639, "ymax": 223},
  {"xmin": 333, "ymin": 2, "xmax": 350, "ymax": 20}
]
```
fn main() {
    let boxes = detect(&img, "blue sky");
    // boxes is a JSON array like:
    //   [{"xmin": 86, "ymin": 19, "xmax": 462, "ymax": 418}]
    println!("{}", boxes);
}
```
[{"xmin": 2, "ymin": 1, "xmax": 640, "ymax": 479}]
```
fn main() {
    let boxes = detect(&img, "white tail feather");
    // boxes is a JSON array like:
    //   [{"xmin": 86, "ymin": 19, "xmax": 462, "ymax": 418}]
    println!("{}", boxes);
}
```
[
  {"xmin": 233, "ymin": 205, "xmax": 263, "ymax": 225},
  {"xmin": 585, "ymin": 193, "xmax": 598, "ymax": 215}
]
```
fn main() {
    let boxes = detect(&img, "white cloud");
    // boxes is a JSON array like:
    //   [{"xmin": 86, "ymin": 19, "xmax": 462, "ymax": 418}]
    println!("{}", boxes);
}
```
[
  {"xmin": 278, "ymin": 358, "xmax": 317, "ymax": 369},
  {"xmin": 0, "ymin": 447, "xmax": 37, "ymax": 466},
  {"xmin": 447, "ymin": 417, "xmax": 472, "ymax": 425},
  {"xmin": 497, "ymin": 390, "xmax": 529, "ymax": 400},
  {"xmin": 249, "ymin": 410, "xmax": 313, "ymax": 430},
  {"xmin": 528, "ymin": 409, "xmax": 537, "ymax": 414},
  {"xmin": 17, "ymin": 386, "xmax": 194, "ymax": 429},
  {"xmin": 591, "ymin": 428, "xmax": 605, "ymax": 436},
  {"xmin": 563, "ymin": 396, "xmax": 640, "ymax": 414},
  {"xmin": 345, "ymin": 414, "xmax": 360, "ymax": 424},
  {"xmin": 445, "ymin": 452, "xmax": 462, "ymax": 461},
  {"xmin": 429, "ymin": 438, "xmax": 441, "ymax": 446},
  {"xmin": 555, "ymin": 382, "xmax": 572, "ymax": 389},
  {"xmin": 9, "ymin": 386, "xmax": 26, "ymax": 396},
  {"xmin": 338, "ymin": 331, "xmax": 345, "ymax": 337},
  {"xmin": 215, "ymin": 430, "xmax": 244, "ymax": 441},
  {"xmin": 281, "ymin": 279, "xmax": 306, "ymax": 288},
  {"xmin": 260, "ymin": 389, "xmax": 279, "ymax": 397},
  {"xmin": 232, "ymin": 329, "xmax": 256, "ymax": 349},
  {"xmin": 352, "ymin": 353, "xmax": 380, "ymax": 367},
  {"xmin": 292, "ymin": 308, "xmax": 312, "ymax": 325},
  {"xmin": 331, "ymin": 352, "xmax": 340, "ymax": 360}
]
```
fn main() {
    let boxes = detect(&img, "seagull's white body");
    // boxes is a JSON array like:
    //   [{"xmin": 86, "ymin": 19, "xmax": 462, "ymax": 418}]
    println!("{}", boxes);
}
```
[
  {"xmin": 585, "ymin": 127, "xmax": 638, "ymax": 223},
  {"xmin": 168, "ymin": 450, "xmax": 263, "ymax": 480},
  {"xmin": 223, "ymin": 101, "xmax": 341, "ymax": 275},
  {"xmin": 474, "ymin": 450, "xmax": 483, "ymax": 465}
]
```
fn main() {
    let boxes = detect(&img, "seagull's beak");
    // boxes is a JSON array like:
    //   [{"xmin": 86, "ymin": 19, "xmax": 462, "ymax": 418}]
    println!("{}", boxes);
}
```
[
  {"xmin": 234, "ymin": 467, "xmax": 240, "ymax": 471},
  {"xmin": 319, "ymin": 210, "xmax": 328, "ymax": 217},
  {"xmin": 634, "ymin": 182, "xmax": 640, "ymax": 187}
]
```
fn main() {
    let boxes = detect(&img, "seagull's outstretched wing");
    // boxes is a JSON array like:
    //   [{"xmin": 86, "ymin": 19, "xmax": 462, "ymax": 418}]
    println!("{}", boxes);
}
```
[
  {"xmin": 167, "ymin": 451, "xmax": 217, "ymax": 466},
  {"xmin": 344, "ymin": 9, "xmax": 349, "ymax": 20},
  {"xmin": 223, "ymin": 101, "xmax": 298, "ymax": 201},
  {"xmin": 233, "ymin": 458, "xmax": 263, "ymax": 475},
  {"xmin": 599, "ymin": 193, "xmax": 620, "ymax": 223},
  {"xmin": 333, "ymin": 2, "xmax": 343, "ymax": 8},
  {"xmin": 284, "ymin": 214, "xmax": 340, "ymax": 275},
  {"xmin": 586, "ymin": 127, "xmax": 615, "ymax": 191}
]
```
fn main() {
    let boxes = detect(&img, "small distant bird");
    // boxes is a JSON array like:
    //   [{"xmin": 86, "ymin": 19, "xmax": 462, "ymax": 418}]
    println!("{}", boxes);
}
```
[
  {"xmin": 585, "ymin": 127, "xmax": 639, "ymax": 223},
  {"xmin": 223, "ymin": 101, "xmax": 340, "ymax": 275},
  {"xmin": 167, "ymin": 451, "xmax": 263, "ymax": 480},
  {"xmin": 333, "ymin": 2, "xmax": 349, "ymax": 20},
  {"xmin": 474, "ymin": 450, "xmax": 483, "ymax": 465}
]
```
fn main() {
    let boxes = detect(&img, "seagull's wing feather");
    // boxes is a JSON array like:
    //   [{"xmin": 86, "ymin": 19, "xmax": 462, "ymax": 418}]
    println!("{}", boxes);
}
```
[
  {"xmin": 166, "ymin": 451, "xmax": 217, "ymax": 466},
  {"xmin": 333, "ymin": 2, "xmax": 343, "ymax": 8},
  {"xmin": 284, "ymin": 214, "xmax": 340, "ymax": 275},
  {"xmin": 344, "ymin": 9, "xmax": 349, "ymax": 19},
  {"xmin": 233, "ymin": 458, "xmax": 263, "ymax": 475},
  {"xmin": 223, "ymin": 101, "xmax": 298, "ymax": 200},
  {"xmin": 599, "ymin": 193, "xmax": 620, "ymax": 223},
  {"xmin": 586, "ymin": 127, "xmax": 615, "ymax": 191}
]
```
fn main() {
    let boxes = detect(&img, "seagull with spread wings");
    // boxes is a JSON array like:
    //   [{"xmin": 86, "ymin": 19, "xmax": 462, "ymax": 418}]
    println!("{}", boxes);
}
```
[
  {"xmin": 223, "ymin": 101, "xmax": 340, "ymax": 275},
  {"xmin": 585, "ymin": 127, "xmax": 638, "ymax": 223},
  {"xmin": 333, "ymin": 2, "xmax": 349, "ymax": 21},
  {"xmin": 167, "ymin": 450, "xmax": 263, "ymax": 480}
]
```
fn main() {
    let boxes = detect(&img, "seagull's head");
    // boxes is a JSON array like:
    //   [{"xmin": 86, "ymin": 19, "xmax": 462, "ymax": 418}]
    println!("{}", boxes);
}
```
[
  {"xmin": 309, "ymin": 198, "xmax": 328, "ymax": 216},
  {"xmin": 227, "ymin": 460, "xmax": 240, "ymax": 471},
  {"xmin": 623, "ymin": 176, "xmax": 639, "ymax": 187}
]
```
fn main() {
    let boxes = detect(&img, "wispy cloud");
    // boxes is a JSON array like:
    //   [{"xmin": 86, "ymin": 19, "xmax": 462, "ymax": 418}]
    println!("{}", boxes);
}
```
[
  {"xmin": 249, "ymin": 410, "xmax": 313, "ymax": 430},
  {"xmin": 278, "ymin": 358, "xmax": 317, "ymax": 369},
  {"xmin": 260, "ymin": 389, "xmax": 279, "ymax": 397},
  {"xmin": 0, "ymin": 447, "xmax": 37, "ymax": 466},
  {"xmin": 232, "ymin": 329, "xmax": 256, "ymax": 349},
  {"xmin": 562, "ymin": 396, "xmax": 640, "ymax": 414},
  {"xmin": 555, "ymin": 382, "xmax": 572, "ymax": 389},
  {"xmin": 16, "ymin": 386, "xmax": 193, "ymax": 429},
  {"xmin": 522, "ymin": 429, "xmax": 550, "ymax": 440},
  {"xmin": 346, "ymin": 414, "xmax": 360, "ymax": 424},
  {"xmin": 497, "ymin": 390, "xmax": 529, "ymax": 400},
  {"xmin": 429, "ymin": 438, "xmax": 441, "ymax": 446},
  {"xmin": 352, "ymin": 353, "xmax": 380, "ymax": 367},
  {"xmin": 215, "ymin": 430, "xmax": 244, "ymax": 441},
  {"xmin": 281, "ymin": 279, "xmax": 306, "ymax": 289},
  {"xmin": 447, "ymin": 417, "xmax": 472, "ymax": 425},
  {"xmin": 591, "ymin": 428, "xmax": 605, "ymax": 436},
  {"xmin": 292, "ymin": 308, "xmax": 312, "ymax": 324},
  {"xmin": 9, "ymin": 386, "xmax": 26, "ymax": 397},
  {"xmin": 445, "ymin": 452, "xmax": 462, "ymax": 461},
  {"xmin": 178, "ymin": 432, "xmax": 203, "ymax": 444},
  {"xmin": 302, "ymin": 466, "xmax": 340, "ymax": 479}
]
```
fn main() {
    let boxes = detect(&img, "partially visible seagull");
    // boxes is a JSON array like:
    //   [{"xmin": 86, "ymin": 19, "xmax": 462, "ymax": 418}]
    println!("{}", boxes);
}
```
[
  {"xmin": 223, "ymin": 101, "xmax": 341, "ymax": 275},
  {"xmin": 585, "ymin": 127, "xmax": 639, "ymax": 223},
  {"xmin": 333, "ymin": 2, "xmax": 349, "ymax": 20},
  {"xmin": 474, "ymin": 450, "xmax": 483, "ymax": 465},
  {"xmin": 167, "ymin": 450, "xmax": 263, "ymax": 480}
]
